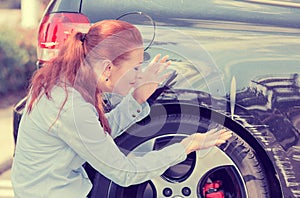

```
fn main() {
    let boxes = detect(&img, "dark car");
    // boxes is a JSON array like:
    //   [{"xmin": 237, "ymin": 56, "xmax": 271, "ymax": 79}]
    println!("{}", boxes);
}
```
[{"xmin": 13, "ymin": 0, "xmax": 300, "ymax": 197}]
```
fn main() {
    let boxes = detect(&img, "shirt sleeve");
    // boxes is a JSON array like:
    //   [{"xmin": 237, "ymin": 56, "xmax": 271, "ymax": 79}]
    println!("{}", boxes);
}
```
[
  {"xmin": 105, "ymin": 94, "xmax": 150, "ymax": 139},
  {"xmin": 57, "ymin": 97, "xmax": 187, "ymax": 187}
]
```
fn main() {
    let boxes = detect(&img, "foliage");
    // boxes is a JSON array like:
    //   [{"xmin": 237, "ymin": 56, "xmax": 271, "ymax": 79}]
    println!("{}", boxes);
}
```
[
  {"xmin": 0, "ymin": 0, "xmax": 21, "ymax": 9},
  {"xmin": 0, "ymin": 27, "xmax": 37, "ymax": 96}
]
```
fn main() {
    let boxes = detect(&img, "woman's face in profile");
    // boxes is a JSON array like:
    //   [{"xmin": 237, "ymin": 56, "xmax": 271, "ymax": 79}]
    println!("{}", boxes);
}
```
[{"xmin": 109, "ymin": 48, "xmax": 144, "ymax": 96}]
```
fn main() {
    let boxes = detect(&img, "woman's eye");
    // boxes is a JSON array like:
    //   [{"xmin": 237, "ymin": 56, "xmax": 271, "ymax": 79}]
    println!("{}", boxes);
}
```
[{"xmin": 134, "ymin": 67, "xmax": 139, "ymax": 71}]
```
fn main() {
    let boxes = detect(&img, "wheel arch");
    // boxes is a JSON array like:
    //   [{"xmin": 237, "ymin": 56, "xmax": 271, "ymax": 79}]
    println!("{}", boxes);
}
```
[{"xmin": 147, "ymin": 101, "xmax": 282, "ymax": 196}]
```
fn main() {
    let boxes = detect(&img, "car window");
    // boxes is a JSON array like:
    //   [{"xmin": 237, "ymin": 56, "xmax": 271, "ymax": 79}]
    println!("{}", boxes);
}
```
[{"xmin": 47, "ymin": 0, "xmax": 81, "ymax": 13}]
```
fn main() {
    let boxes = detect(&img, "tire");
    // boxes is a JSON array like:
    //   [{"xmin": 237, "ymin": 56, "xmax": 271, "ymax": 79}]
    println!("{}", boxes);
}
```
[
  {"xmin": 220, "ymin": 133, "xmax": 271, "ymax": 198},
  {"xmin": 88, "ymin": 113, "xmax": 271, "ymax": 198}
]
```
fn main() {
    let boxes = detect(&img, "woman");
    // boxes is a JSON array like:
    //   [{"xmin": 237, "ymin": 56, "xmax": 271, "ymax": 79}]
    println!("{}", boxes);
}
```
[{"xmin": 11, "ymin": 20, "xmax": 231, "ymax": 197}]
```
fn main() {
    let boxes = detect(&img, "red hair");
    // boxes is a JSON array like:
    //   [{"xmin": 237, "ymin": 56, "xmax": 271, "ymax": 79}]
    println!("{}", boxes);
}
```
[{"xmin": 27, "ymin": 20, "xmax": 143, "ymax": 133}]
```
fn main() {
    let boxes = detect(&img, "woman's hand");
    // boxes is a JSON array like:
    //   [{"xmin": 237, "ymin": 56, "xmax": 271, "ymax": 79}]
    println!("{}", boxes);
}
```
[
  {"xmin": 181, "ymin": 128, "xmax": 233, "ymax": 154},
  {"xmin": 132, "ymin": 54, "xmax": 171, "ymax": 104}
]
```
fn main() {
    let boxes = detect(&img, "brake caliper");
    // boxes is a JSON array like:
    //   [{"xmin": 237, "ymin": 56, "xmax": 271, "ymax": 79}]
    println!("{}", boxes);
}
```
[{"xmin": 203, "ymin": 180, "xmax": 225, "ymax": 198}]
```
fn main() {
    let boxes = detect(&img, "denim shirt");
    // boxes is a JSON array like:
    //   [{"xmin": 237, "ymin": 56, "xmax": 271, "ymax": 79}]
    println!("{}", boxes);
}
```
[{"xmin": 11, "ymin": 86, "xmax": 187, "ymax": 198}]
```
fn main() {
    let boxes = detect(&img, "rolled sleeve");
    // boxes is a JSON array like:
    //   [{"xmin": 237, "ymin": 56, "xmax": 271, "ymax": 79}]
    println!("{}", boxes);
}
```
[{"xmin": 105, "ymin": 94, "xmax": 150, "ymax": 139}]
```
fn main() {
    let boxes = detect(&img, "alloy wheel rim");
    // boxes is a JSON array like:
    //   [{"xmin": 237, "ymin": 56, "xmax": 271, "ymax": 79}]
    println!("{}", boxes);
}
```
[{"xmin": 108, "ymin": 134, "xmax": 248, "ymax": 198}]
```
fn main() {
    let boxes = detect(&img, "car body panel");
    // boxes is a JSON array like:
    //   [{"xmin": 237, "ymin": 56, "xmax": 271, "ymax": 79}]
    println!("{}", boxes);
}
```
[{"xmin": 81, "ymin": 0, "xmax": 300, "ymax": 29}]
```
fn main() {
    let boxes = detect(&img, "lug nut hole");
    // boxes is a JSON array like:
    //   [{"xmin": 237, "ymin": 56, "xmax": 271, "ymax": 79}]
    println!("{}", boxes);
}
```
[
  {"xmin": 163, "ymin": 187, "xmax": 172, "ymax": 197},
  {"xmin": 182, "ymin": 187, "xmax": 191, "ymax": 196}
]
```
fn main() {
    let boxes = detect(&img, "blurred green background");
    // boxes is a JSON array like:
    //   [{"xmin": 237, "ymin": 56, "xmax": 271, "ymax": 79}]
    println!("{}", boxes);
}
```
[
  {"xmin": 0, "ymin": 0, "xmax": 50, "ymax": 107},
  {"xmin": 0, "ymin": 27, "xmax": 36, "ymax": 96}
]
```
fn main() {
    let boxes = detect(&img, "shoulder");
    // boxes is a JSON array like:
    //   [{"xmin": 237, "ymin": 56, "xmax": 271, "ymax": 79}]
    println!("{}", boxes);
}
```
[{"xmin": 51, "ymin": 86, "xmax": 98, "ymax": 117}]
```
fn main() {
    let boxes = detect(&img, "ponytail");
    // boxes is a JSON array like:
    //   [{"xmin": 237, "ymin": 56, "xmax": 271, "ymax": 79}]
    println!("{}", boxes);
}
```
[{"xmin": 27, "ymin": 30, "xmax": 111, "ymax": 133}]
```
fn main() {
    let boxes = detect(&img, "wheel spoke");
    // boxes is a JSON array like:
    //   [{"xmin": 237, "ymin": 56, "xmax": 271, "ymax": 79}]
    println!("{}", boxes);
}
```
[{"xmin": 191, "ymin": 146, "xmax": 235, "ymax": 181}]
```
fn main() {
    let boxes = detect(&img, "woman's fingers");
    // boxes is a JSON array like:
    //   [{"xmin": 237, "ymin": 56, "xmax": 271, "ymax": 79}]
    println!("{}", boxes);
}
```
[
  {"xmin": 207, "ymin": 128, "xmax": 231, "ymax": 137},
  {"xmin": 151, "ymin": 54, "xmax": 161, "ymax": 63},
  {"xmin": 132, "ymin": 54, "xmax": 172, "ymax": 104},
  {"xmin": 215, "ymin": 131, "xmax": 233, "ymax": 146},
  {"xmin": 211, "ymin": 128, "xmax": 232, "ymax": 141},
  {"xmin": 156, "ymin": 61, "xmax": 171, "ymax": 79},
  {"xmin": 160, "ymin": 55, "xmax": 169, "ymax": 63},
  {"xmin": 215, "ymin": 139, "xmax": 227, "ymax": 146},
  {"xmin": 137, "ymin": 54, "xmax": 170, "ymax": 85},
  {"xmin": 197, "ymin": 128, "xmax": 232, "ymax": 149},
  {"xmin": 220, "ymin": 130, "xmax": 233, "ymax": 140},
  {"xmin": 150, "ymin": 54, "xmax": 168, "ymax": 64},
  {"xmin": 181, "ymin": 128, "xmax": 233, "ymax": 154},
  {"xmin": 148, "ymin": 54, "xmax": 169, "ymax": 72},
  {"xmin": 148, "ymin": 54, "xmax": 162, "ymax": 70}
]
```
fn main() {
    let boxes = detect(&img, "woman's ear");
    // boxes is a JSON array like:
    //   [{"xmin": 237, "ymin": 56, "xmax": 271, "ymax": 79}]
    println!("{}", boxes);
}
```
[
  {"xmin": 93, "ymin": 59, "xmax": 111, "ymax": 78},
  {"xmin": 95, "ymin": 60, "xmax": 113, "ymax": 92},
  {"xmin": 102, "ymin": 60, "xmax": 112, "ymax": 80}
]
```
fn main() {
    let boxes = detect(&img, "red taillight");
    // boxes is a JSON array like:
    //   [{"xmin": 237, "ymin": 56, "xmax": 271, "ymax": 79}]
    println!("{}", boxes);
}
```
[{"xmin": 37, "ymin": 13, "xmax": 90, "ymax": 64}]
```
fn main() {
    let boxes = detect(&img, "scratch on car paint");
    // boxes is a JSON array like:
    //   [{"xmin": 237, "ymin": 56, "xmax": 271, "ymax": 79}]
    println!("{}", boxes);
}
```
[
  {"xmin": 272, "ymin": 147, "xmax": 300, "ymax": 196},
  {"xmin": 291, "ymin": 146, "xmax": 300, "ymax": 162}
]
